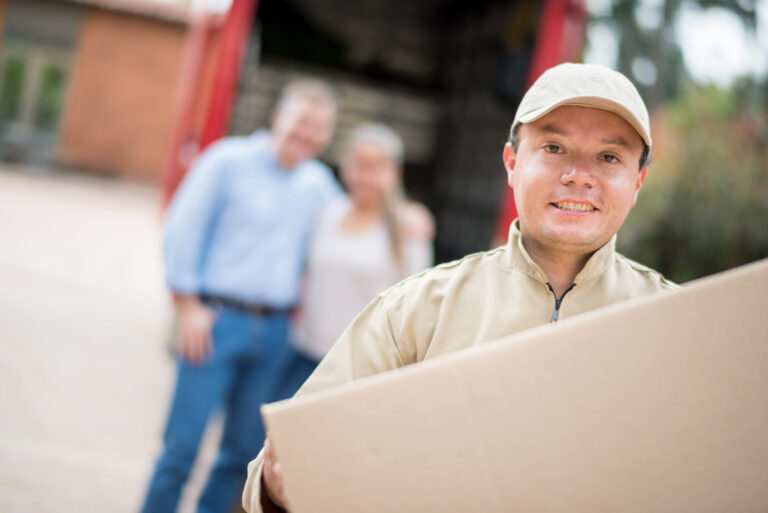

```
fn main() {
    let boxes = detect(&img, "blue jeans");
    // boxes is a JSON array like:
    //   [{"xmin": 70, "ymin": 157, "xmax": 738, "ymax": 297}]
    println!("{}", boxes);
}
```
[{"xmin": 140, "ymin": 306, "xmax": 317, "ymax": 513}]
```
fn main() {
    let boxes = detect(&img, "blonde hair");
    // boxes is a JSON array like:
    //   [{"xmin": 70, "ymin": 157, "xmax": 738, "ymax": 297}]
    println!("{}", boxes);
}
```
[
  {"xmin": 276, "ymin": 78, "xmax": 337, "ymax": 112},
  {"xmin": 344, "ymin": 123, "xmax": 407, "ymax": 267},
  {"xmin": 343, "ymin": 123, "xmax": 404, "ymax": 165}
]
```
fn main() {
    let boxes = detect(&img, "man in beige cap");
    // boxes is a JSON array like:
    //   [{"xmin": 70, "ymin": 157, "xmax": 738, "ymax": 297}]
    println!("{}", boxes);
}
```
[{"xmin": 243, "ymin": 62, "xmax": 676, "ymax": 512}]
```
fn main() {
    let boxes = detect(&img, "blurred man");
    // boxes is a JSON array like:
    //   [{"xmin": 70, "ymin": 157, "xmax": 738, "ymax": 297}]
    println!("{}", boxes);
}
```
[
  {"xmin": 141, "ymin": 79, "xmax": 339, "ymax": 513},
  {"xmin": 243, "ymin": 63, "xmax": 678, "ymax": 513}
]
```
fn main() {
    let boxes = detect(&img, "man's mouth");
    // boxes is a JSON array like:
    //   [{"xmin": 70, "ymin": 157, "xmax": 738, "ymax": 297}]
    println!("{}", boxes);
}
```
[{"xmin": 552, "ymin": 201, "xmax": 597, "ymax": 212}]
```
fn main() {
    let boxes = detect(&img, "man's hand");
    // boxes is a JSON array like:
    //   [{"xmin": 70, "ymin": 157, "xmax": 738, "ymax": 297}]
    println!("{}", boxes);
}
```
[
  {"xmin": 263, "ymin": 436, "xmax": 291, "ymax": 510},
  {"xmin": 175, "ymin": 295, "xmax": 216, "ymax": 364}
]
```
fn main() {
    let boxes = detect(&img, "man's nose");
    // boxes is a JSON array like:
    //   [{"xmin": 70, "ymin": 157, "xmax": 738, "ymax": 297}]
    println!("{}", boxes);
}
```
[
  {"xmin": 560, "ymin": 157, "xmax": 595, "ymax": 188},
  {"xmin": 299, "ymin": 125, "xmax": 323, "ymax": 142}
]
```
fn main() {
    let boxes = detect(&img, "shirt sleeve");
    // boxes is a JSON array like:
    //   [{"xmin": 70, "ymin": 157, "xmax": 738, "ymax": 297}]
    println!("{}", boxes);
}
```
[
  {"xmin": 162, "ymin": 143, "xmax": 227, "ymax": 294},
  {"xmin": 401, "ymin": 237, "xmax": 433, "ymax": 279},
  {"xmin": 242, "ymin": 293, "xmax": 407, "ymax": 512},
  {"xmin": 297, "ymin": 293, "xmax": 408, "ymax": 395}
]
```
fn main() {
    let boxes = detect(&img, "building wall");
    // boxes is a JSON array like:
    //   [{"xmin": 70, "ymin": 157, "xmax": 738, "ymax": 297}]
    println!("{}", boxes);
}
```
[
  {"xmin": 58, "ymin": 8, "xmax": 186, "ymax": 180},
  {"xmin": 0, "ymin": 0, "xmax": 82, "ymax": 163},
  {"xmin": 0, "ymin": 0, "xmax": 6, "ymax": 44}
]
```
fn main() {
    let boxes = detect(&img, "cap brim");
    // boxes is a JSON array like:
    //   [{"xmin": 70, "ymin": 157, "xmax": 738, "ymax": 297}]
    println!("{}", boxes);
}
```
[{"xmin": 517, "ymin": 96, "xmax": 651, "ymax": 147}]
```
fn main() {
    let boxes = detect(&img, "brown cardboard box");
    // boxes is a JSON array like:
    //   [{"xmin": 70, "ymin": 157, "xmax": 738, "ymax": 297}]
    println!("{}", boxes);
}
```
[{"xmin": 263, "ymin": 258, "xmax": 768, "ymax": 513}]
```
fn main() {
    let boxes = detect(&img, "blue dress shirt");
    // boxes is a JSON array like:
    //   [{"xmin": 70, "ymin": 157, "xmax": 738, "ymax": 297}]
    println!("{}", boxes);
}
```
[{"xmin": 163, "ymin": 131, "xmax": 340, "ymax": 307}]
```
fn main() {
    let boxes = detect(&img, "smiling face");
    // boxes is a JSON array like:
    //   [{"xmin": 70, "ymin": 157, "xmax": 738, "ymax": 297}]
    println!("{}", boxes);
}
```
[
  {"xmin": 271, "ymin": 97, "xmax": 336, "ymax": 170},
  {"xmin": 341, "ymin": 141, "xmax": 400, "ymax": 208},
  {"xmin": 504, "ymin": 105, "xmax": 648, "ymax": 259}
]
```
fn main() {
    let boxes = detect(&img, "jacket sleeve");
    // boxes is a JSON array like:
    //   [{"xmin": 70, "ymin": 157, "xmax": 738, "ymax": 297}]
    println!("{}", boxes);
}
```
[
  {"xmin": 296, "ymin": 293, "xmax": 410, "ymax": 395},
  {"xmin": 242, "ymin": 293, "xmax": 410, "ymax": 511},
  {"xmin": 242, "ymin": 450, "xmax": 288, "ymax": 513}
]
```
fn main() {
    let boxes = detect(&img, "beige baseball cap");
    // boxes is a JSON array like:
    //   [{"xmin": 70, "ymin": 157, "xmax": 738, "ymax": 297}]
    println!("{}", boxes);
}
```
[{"xmin": 512, "ymin": 62, "xmax": 651, "ymax": 148}]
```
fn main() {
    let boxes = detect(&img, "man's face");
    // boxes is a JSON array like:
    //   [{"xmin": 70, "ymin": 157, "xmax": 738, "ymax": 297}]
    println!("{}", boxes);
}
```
[
  {"xmin": 271, "ymin": 97, "xmax": 336, "ymax": 169},
  {"xmin": 503, "ymin": 105, "xmax": 648, "ymax": 257}
]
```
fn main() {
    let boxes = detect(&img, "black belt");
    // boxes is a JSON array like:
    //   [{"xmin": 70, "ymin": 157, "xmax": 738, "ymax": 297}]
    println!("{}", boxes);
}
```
[{"xmin": 200, "ymin": 294, "xmax": 295, "ymax": 317}]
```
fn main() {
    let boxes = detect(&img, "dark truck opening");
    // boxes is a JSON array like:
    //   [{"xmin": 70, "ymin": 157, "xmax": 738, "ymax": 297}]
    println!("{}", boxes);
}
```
[{"xmin": 230, "ymin": 0, "xmax": 542, "ymax": 263}]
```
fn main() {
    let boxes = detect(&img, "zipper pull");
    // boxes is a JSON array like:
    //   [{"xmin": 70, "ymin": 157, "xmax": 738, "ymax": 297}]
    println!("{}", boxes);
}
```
[
  {"xmin": 550, "ymin": 298, "xmax": 562, "ymax": 322},
  {"xmin": 547, "ymin": 283, "xmax": 575, "ymax": 323}
]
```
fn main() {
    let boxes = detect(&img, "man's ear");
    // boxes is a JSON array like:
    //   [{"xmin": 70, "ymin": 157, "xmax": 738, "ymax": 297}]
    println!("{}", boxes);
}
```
[
  {"xmin": 503, "ymin": 143, "xmax": 517, "ymax": 187},
  {"xmin": 632, "ymin": 167, "xmax": 648, "ymax": 206}
]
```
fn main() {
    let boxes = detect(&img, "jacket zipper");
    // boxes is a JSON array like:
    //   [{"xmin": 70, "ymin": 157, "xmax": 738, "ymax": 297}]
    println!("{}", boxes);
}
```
[{"xmin": 547, "ymin": 283, "xmax": 576, "ymax": 323}]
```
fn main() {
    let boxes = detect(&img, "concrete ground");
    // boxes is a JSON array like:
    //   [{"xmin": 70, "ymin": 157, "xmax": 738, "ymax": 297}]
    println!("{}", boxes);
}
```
[{"xmin": 0, "ymin": 165, "xmax": 221, "ymax": 513}]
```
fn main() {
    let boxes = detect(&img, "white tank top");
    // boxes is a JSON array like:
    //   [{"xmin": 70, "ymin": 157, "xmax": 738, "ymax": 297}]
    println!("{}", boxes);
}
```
[{"xmin": 292, "ymin": 197, "xmax": 432, "ymax": 361}]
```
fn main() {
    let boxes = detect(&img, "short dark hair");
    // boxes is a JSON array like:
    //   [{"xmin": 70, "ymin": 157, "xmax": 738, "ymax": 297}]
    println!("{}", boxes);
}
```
[{"xmin": 508, "ymin": 122, "xmax": 650, "ymax": 170}]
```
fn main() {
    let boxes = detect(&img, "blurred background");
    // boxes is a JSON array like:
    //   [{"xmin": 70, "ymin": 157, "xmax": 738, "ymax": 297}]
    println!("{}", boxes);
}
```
[{"xmin": 0, "ymin": 0, "xmax": 765, "ymax": 511}]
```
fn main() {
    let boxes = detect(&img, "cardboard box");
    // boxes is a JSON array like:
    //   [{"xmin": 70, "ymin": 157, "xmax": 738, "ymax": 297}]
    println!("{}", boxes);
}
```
[{"xmin": 263, "ymin": 259, "xmax": 768, "ymax": 513}]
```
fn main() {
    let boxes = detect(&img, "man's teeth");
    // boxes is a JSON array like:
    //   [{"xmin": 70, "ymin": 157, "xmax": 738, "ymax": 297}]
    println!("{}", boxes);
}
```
[{"xmin": 554, "ymin": 201, "xmax": 596, "ymax": 212}]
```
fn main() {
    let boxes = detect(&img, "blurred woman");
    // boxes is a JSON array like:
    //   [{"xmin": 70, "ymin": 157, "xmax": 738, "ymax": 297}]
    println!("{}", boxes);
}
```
[{"xmin": 292, "ymin": 123, "xmax": 434, "ymax": 365}]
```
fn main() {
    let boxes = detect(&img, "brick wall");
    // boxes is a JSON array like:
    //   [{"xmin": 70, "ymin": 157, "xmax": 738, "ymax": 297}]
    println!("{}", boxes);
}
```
[
  {"xmin": 0, "ymin": 0, "xmax": 6, "ymax": 45},
  {"xmin": 58, "ymin": 8, "xmax": 186, "ymax": 180}
]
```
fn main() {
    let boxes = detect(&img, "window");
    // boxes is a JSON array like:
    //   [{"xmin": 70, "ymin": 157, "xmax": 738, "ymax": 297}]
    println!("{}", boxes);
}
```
[
  {"xmin": 34, "ymin": 64, "xmax": 65, "ymax": 131},
  {"xmin": 0, "ymin": 56, "xmax": 26, "ymax": 122}
]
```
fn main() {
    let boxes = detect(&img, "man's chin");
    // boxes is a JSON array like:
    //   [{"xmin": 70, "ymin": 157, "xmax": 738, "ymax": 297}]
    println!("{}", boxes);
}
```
[
  {"xmin": 281, "ymin": 151, "xmax": 314, "ymax": 169},
  {"xmin": 542, "ymin": 228, "xmax": 605, "ymax": 253}
]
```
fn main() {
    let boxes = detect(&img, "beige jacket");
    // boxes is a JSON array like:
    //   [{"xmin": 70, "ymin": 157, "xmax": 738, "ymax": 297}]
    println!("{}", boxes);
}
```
[{"xmin": 243, "ymin": 221, "xmax": 677, "ymax": 512}]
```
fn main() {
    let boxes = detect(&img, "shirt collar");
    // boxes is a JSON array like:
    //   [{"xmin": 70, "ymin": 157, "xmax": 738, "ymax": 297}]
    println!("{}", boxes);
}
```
[
  {"xmin": 252, "ymin": 130, "xmax": 293, "ymax": 174},
  {"xmin": 504, "ymin": 219, "xmax": 616, "ymax": 285}
]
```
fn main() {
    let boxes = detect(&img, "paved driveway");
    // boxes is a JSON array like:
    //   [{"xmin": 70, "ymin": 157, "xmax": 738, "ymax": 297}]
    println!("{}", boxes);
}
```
[{"xmin": 0, "ymin": 166, "xmax": 219, "ymax": 513}]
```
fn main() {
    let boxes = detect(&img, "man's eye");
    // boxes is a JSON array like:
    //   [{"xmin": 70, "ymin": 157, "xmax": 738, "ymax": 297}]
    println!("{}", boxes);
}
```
[
  {"xmin": 544, "ymin": 144, "xmax": 561, "ymax": 153},
  {"xmin": 602, "ymin": 154, "xmax": 619, "ymax": 163}
]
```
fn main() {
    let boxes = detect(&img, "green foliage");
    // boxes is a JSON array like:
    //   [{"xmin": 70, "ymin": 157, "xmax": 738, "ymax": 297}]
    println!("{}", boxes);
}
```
[
  {"xmin": 0, "ymin": 57, "xmax": 26, "ymax": 122},
  {"xmin": 591, "ymin": 0, "xmax": 760, "ymax": 109},
  {"xmin": 618, "ymin": 81, "xmax": 768, "ymax": 283},
  {"xmin": 34, "ymin": 65, "xmax": 65, "ymax": 131}
]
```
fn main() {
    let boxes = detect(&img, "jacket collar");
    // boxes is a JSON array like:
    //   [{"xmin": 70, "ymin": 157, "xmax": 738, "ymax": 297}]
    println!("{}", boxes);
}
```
[{"xmin": 504, "ymin": 219, "xmax": 616, "ymax": 285}]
